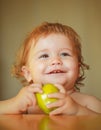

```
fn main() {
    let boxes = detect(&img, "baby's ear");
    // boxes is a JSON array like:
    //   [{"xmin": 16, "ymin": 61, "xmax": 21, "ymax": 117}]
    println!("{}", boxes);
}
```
[{"xmin": 21, "ymin": 66, "xmax": 32, "ymax": 82}]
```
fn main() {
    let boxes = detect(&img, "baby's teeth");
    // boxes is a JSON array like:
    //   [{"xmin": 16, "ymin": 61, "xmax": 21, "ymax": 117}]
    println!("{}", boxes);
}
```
[{"xmin": 53, "ymin": 70, "xmax": 61, "ymax": 73}]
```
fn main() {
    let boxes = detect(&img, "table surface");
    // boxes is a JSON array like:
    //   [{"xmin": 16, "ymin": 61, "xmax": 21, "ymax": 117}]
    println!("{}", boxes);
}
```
[{"xmin": 0, "ymin": 114, "xmax": 101, "ymax": 130}]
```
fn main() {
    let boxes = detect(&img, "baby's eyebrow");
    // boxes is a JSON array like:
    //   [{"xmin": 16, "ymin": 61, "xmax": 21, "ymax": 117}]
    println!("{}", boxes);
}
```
[
  {"xmin": 34, "ymin": 49, "xmax": 49, "ymax": 55},
  {"xmin": 59, "ymin": 48, "xmax": 73, "ymax": 52},
  {"xmin": 34, "ymin": 48, "xmax": 73, "ymax": 56}
]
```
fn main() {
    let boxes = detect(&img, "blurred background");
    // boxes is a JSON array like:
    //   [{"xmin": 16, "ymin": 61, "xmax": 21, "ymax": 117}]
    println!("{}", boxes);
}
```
[{"xmin": 0, "ymin": 0, "xmax": 101, "ymax": 100}]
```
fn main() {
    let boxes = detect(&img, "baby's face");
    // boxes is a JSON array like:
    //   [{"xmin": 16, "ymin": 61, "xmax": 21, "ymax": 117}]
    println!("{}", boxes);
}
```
[{"xmin": 25, "ymin": 33, "xmax": 79, "ymax": 90}]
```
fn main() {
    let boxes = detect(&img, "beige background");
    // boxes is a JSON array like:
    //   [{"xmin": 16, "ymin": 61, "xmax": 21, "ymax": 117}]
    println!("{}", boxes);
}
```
[{"xmin": 0, "ymin": 0, "xmax": 101, "ymax": 100}]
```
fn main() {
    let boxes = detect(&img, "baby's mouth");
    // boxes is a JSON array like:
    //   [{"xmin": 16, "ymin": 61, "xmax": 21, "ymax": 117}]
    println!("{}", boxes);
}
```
[{"xmin": 47, "ymin": 69, "xmax": 66, "ymax": 74}]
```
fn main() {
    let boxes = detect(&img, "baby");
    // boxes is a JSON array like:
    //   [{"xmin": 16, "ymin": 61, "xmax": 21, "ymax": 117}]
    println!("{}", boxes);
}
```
[{"xmin": 0, "ymin": 22, "xmax": 101, "ymax": 115}]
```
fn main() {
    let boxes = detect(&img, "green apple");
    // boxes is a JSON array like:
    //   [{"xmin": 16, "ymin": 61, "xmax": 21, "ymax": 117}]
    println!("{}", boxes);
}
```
[{"xmin": 36, "ymin": 83, "xmax": 59, "ymax": 114}]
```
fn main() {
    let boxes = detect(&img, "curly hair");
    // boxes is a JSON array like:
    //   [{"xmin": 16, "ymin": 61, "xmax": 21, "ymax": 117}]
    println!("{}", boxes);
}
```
[{"xmin": 12, "ymin": 22, "xmax": 89, "ymax": 89}]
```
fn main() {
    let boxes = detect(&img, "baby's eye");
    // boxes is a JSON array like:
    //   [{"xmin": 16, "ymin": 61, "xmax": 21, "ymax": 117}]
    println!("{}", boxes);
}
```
[
  {"xmin": 39, "ymin": 54, "xmax": 49, "ymax": 59},
  {"xmin": 60, "ymin": 52, "xmax": 71, "ymax": 57}
]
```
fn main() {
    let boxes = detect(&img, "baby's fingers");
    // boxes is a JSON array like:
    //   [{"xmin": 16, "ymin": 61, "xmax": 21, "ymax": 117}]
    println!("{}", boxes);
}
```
[
  {"xmin": 47, "ymin": 100, "xmax": 65, "ymax": 115},
  {"xmin": 47, "ymin": 99, "xmax": 64, "ymax": 109},
  {"xmin": 27, "ymin": 84, "xmax": 43, "ymax": 93},
  {"xmin": 49, "ymin": 106, "xmax": 64, "ymax": 115},
  {"xmin": 48, "ymin": 92, "xmax": 65, "ymax": 99},
  {"xmin": 54, "ymin": 84, "xmax": 66, "ymax": 94}
]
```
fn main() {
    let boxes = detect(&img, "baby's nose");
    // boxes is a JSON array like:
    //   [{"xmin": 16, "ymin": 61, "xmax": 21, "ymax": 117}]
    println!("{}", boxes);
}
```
[{"xmin": 51, "ymin": 57, "xmax": 62, "ymax": 65}]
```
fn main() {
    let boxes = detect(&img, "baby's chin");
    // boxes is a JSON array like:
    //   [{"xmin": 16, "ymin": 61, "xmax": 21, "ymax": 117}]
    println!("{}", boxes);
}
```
[
  {"xmin": 42, "ymin": 80, "xmax": 66, "ymax": 86},
  {"xmin": 39, "ymin": 76, "xmax": 68, "ymax": 86}
]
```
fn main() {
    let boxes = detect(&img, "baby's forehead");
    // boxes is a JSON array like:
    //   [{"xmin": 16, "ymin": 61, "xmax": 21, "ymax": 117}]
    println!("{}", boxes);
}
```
[
  {"xmin": 30, "ymin": 34, "xmax": 77, "ymax": 54},
  {"xmin": 31, "ymin": 33, "xmax": 71, "ymax": 45}
]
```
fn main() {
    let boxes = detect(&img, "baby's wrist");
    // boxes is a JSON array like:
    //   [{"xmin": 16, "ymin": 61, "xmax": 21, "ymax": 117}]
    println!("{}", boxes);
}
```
[{"xmin": 12, "ymin": 96, "xmax": 26, "ymax": 114}]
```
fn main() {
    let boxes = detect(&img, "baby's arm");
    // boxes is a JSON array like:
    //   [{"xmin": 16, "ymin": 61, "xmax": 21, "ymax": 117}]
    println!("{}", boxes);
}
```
[
  {"xmin": 84, "ymin": 95, "xmax": 101, "ymax": 114},
  {"xmin": 73, "ymin": 100, "xmax": 100, "ymax": 116},
  {"xmin": 0, "ymin": 98, "xmax": 20, "ymax": 114},
  {"xmin": 71, "ymin": 92, "xmax": 101, "ymax": 115},
  {"xmin": 0, "ymin": 84, "xmax": 42, "ymax": 114}
]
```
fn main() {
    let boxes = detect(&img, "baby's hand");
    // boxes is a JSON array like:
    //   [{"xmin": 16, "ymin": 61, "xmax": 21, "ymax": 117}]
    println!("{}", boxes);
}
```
[
  {"xmin": 13, "ymin": 84, "xmax": 43, "ymax": 113},
  {"xmin": 47, "ymin": 84, "xmax": 78, "ymax": 115}
]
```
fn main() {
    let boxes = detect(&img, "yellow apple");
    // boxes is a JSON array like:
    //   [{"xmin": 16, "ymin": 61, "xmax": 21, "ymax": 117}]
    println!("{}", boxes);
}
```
[{"xmin": 36, "ymin": 83, "xmax": 59, "ymax": 114}]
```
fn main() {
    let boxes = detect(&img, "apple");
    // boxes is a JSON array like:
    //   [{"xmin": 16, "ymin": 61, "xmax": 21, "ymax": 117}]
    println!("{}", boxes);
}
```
[{"xmin": 36, "ymin": 83, "xmax": 59, "ymax": 114}]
